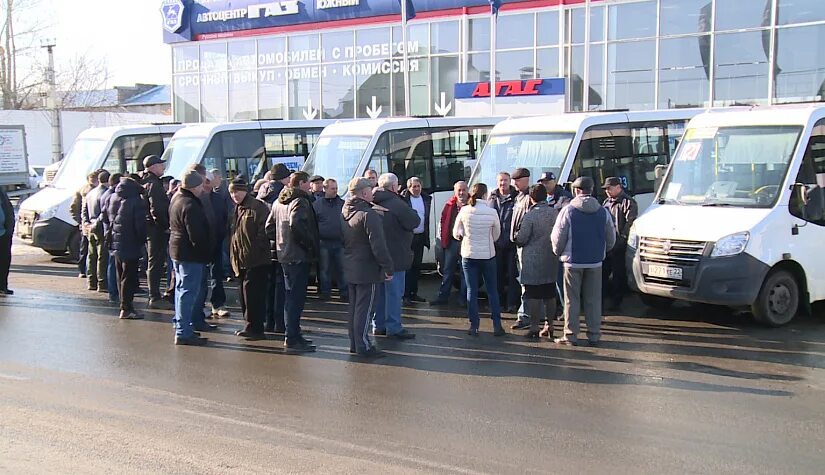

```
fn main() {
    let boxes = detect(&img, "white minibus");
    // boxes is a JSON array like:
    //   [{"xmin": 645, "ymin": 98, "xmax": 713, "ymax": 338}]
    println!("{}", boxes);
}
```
[
  {"xmin": 17, "ymin": 123, "xmax": 184, "ymax": 257},
  {"xmin": 629, "ymin": 104, "xmax": 825, "ymax": 326}
]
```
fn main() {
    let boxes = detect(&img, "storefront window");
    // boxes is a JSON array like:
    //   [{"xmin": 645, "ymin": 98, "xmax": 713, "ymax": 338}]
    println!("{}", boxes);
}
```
[
  {"xmin": 229, "ymin": 69, "xmax": 257, "ymax": 120},
  {"xmin": 228, "ymin": 40, "xmax": 256, "ymax": 70},
  {"xmin": 322, "ymin": 65, "xmax": 355, "ymax": 119},
  {"xmin": 714, "ymin": 31, "xmax": 769, "ymax": 104},
  {"xmin": 589, "ymin": 44, "xmax": 604, "ymax": 110},
  {"xmin": 660, "ymin": 0, "xmax": 711, "ymax": 36},
  {"xmin": 258, "ymin": 38, "xmax": 287, "ymax": 68},
  {"xmin": 357, "ymin": 28, "xmax": 391, "ymax": 60},
  {"xmin": 775, "ymin": 24, "xmax": 825, "ymax": 102},
  {"xmin": 288, "ymin": 34, "xmax": 320, "ymax": 65},
  {"xmin": 469, "ymin": 18, "xmax": 490, "ymax": 51},
  {"xmin": 393, "ymin": 57, "xmax": 429, "ymax": 116},
  {"xmin": 496, "ymin": 50, "xmax": 534, "ymax": 80},
  {"xmin": 407, "ymin": 24, "xmax": 429, "ymax": 55},
  {"xmin": 497, "ymin": 13, "xmax": 534, "ymax": 49},
  {"xmin": 537, "ymin": 11, "xmax": 560, "ymax": 46},
  {"xmin": 431, "ymin": 21, "xmax": 459, "ymax": 54},
  {"xmin": 778, "ymin": 0, "xmax": 825, "ymax": 25},
  {"xmin": 258, "ymin": 68, "xmax": 287, "ymax": 119},
  {"xmin": 200, "ymin": 43, "xmax": 227, "ymax": 72},
  {"xmin": 608, "ymin": 1, "xmax": 657, "ymax": 40},
  {"xmin": 659, "ymin": 36, "xmax": 710, "ymax": 108},
  {"xmin": 536, "ymin": 47, "xmax": 560, "ymax": 78},
  {"xmin": 466, "ymin": 53, "xmax": 490, "ymax": 82},
  {"xmin": 567, "ymin": 45, "xmax": 584, "ymax": 111},
  {"xmin": 431, "ymin": 56, "xmax": 458, "ymax": 116},
  {"xmin": 200, "ymin": 71, "xmax": 228, "ymax": 121},
  {"xmin": 590, "ymin": 6, "xmax": 605, "ymax": 42},
  {"xmin": 288, "ymin": 66, "xmax": 321, "ymax": 119},
  {"xmin": 569, "ymin": 8, "xmax": 585, "ymax": 44},
  {"xmin": 173, "ymin": 74, "xmax": 199, "ymax": 122},
  {"xmin": 715, "ymin": 0, "xmax": 772, "ymax": 31},
  {"xmin": 322, "ymin": 31, "xmax": 353, "ymax": 63},
  {"xmin": 356, "ymin": 61, "xmax": 391, "ymax": 118},
  {"xmin": 607, "ymin": 40, "xmax": 655, "ymax": 110},
  {"xmin": 173, "ymin": 45, "xmax": 199, "ymax": 73}
]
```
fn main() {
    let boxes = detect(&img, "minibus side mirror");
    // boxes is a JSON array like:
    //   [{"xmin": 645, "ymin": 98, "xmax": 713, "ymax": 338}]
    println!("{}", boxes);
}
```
[
  {"xmin": 654, "ymin": 164, "xmax": 668, "ymax": 193},
  {"xmin": 790, "ymin": 183, "xmax": 808, "ymax": 221}
]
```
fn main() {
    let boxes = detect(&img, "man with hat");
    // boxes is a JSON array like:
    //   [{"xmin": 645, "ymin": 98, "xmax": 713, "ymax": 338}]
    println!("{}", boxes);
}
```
[
  {"xmin": 601, "ymin": 176, "xmax": 638, "ymax": 310},
  {"xmin": 551, "ymin": 176, "xmax": 616, "ymax": 346},
  {"xmin": 538, "ymin": 171, "xmax": 573, "ymax": 210},
  {"xmin": 509, "ymin": 167, "xmax": 532, "ymax": 329},
  {"xmin": 169, "ymin": 169, "xmax": 213, "ymax": 346},
  {"xmin": 258, "ymin": 163, "xmax": 291, "ymax": 206},
  {"xmin": 309, "ymin": 175, "xmax": 325, "ymax": 202},
  {"xmin": 143, "ymin": 154, "xmax": 173, "ymax": 310},
  {"xmin": 229, "ymin": 178, "xmax": 272, "ymax": 340}
]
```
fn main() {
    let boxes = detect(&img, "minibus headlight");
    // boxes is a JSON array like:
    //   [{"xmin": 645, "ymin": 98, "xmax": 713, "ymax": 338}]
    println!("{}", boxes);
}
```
[
  {"xmin": 711, "ymin": 232, "xmax": 749, "ymax": 258},
  {"xmin": 38, "ymin": 206, "xmax": 57, "ymax": 221},
  {"xmin": 627, "ymin": 225, "xmax": 638, "ymax": 249}
]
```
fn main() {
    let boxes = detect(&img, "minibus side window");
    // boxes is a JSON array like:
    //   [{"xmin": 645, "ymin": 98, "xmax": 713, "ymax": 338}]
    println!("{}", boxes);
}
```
[
  {"xmin": 263, "ymin": 130, "xmax": 314, "ymax": 174},
  {"xmin": 790, "ymin": 119, "xmax": 825, "ymax": 225},
  {"xmin": 102, "ymin": 134, "xmax": 164, "ymax": 174},
  {"xmin": 215, "ymin": 130, "xmax": 265, "ymax": 182}
]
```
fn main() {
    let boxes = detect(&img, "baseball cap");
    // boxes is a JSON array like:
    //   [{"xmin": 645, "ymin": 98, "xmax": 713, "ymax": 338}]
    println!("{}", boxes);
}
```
[
  {"xmin": 512, "ymin": 168, "xmax": 530, "ymax": 180},
  {"xmin": 309, "ymin": 175, "xmax": 325, "ymax": 183},
  {"xmin": 601, "ymin": 177, "xmax": 622, "ymax": 189},
  {"xmin": 143, "ymin": 155, "xmax": 165, "ymax": 168},
  {"xmin": 571, "ymin": 176, "xmax": 595, "ymax": 192},
  {"xmin": 538, "ymin": 171, "xmax": 556, "ymax": 183}
]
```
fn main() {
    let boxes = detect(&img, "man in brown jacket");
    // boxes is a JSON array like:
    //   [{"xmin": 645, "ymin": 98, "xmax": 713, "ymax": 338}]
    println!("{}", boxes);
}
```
[{"xmin": 229, "ymin": 178, "xmax": 272, "ymax": 340}]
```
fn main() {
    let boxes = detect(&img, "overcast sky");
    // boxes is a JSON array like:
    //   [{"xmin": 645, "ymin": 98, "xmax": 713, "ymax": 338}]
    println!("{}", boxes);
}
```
[{"xmin": 50, "ymin": 0, "xmax": 171, "ymax": 87}]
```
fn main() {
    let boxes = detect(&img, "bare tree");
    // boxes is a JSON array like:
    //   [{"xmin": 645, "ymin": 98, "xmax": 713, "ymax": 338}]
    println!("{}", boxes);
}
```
[
  {"xmin": 55, "ymin": 53, "xmax": 112, "ymax": 110},
  {"xmin": 0, "ymin": 0, "xmax": 50, "ymax": 109}
]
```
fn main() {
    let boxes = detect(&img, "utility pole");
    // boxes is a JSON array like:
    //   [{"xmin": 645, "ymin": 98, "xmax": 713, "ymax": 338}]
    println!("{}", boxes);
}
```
[{"xmin": 41, "ymin": 40, "xmax": 61, "ymax": 164}]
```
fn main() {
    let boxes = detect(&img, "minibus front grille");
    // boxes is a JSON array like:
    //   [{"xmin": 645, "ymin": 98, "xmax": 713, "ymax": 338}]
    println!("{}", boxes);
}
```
[{"xmin": 638, "ymin": 237, "xmax": 706, "ymax": 265}]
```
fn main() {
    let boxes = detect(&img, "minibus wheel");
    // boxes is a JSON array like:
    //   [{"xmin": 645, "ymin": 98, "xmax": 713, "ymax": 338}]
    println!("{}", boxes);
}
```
[
  {"xmin": 639, "ymin": 292, "xmax": 674, "ymax": 309},
  {"xmin": 752, "ymin": 270, "xmax": 799, "ymax": 327}
]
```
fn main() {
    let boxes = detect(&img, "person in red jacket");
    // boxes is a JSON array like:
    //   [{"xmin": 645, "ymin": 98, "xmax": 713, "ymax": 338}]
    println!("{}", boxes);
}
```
[{"xmin": 430, "ymin": 181, "xmax": 469, "ymax": 306}]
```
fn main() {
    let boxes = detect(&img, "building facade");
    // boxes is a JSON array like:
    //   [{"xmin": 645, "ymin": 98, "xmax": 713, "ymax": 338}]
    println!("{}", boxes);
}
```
[{"xmin": 164, "ymin": 0, "xmax": 825, "ymax": 122}]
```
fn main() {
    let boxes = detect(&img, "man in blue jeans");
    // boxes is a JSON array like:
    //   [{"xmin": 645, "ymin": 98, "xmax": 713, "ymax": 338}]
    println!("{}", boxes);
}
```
[
  {"xmin": 169, "ymin": 170, "xmax": 213, "ymax": 346},
  {"xmin": 312, "ymin": 178, "xmax": 348, "ymax": 301},
  {"xmin": 371, "ymin": 173, "xmax": 420, "ymax": 339},
  {"xmin": 266, "ymin": 172, "xmax": 318, "ymax": 353},
  {"xmin": 431, "ymin": 181, "xmax": 468, "ymax": 306}
]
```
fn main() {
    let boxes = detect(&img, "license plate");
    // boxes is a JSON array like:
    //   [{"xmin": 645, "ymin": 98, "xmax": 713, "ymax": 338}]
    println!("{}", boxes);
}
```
[{"xmin": 647, "ymin": 264, "xmax": 683, "ymax": 280}]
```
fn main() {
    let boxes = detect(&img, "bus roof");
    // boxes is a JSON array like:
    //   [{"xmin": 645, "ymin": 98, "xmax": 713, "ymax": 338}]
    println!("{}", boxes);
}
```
[
  {"xmin": 319, "ymin": 116, "xmax": 508, "ymax": 138},
  {"xmin": 169, "ymin": 119, "xmax": 340, "ymax": 140},
  {"xmin": 688, "ymin": 103, "xmax": 825, "ymax": 129},
  {"xmin": 77, "ymin": 123, "xmax": 184, "ymax": 141},
  {"xmin": 490, "ymin": 109, "xmax": 709, "ymax": 136}
]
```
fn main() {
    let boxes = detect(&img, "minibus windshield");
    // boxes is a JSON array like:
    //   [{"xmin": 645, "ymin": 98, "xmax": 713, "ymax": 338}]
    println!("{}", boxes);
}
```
[
  {"xmin": 52, "ymin": 139, "xmax": 108, "ymax": 189},
  {"xmin": 163, "ymin": 137, "xmax": 207, "ymax": 179},
  {"xmin": 303, "ymin": 135, "xmax": 371, "ymax": 188},
  {"xmin": 470, "ymin": 132, "xmax": 575, "ymax": 186},
  {"xmin": 659, "ymin": 126, "xmax": 803, "ymax": 208}
]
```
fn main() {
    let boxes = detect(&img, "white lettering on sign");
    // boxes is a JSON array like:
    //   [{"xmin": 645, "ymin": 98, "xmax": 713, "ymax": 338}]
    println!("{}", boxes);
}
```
[
  {"xmin": 196, "ymin": 1, "xmax": 299, "ymax": 23},
  {"xmin": 317, "ymin": 0, "xmax": 360, "ymax": 9},
  {"xmin": 342, "ymin": 59, "xmax": 419, "ymax": 77}
]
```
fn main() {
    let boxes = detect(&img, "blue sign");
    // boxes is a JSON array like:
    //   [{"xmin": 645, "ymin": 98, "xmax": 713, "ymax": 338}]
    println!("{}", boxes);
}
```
[
  {"xmin": 161, "ymin": 0, "xmax": 186, "ymax": 34},
  {"xmin": 454, "ymin": 78, "xmax": 565, "ymax": 99}
]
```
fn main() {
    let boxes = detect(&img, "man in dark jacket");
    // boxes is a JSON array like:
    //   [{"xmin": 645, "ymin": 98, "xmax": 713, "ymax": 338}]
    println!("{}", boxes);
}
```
[
  {"xmin": 342, "ymin": 177, "xmax": 394, "ymax": 358},
  {"xmin": 108, "ymin": 177, "xmax": 147, "ymax": 320},
  {"xmin": 431, "ymin": 181, "xmax": 468, "ymax": 306},
  {"xmin": 257, "ymin": 163, "xmax": 291, "ymax": 205},
  {"xmin": 259, "ymin": 163, "xmax": 291, "ymax": 333},
  {"xmin": 488, "ymin": 171, "xmax": 520, "ymax": 313},
  {"xmin": 143, "ymin": 155, "xmax": 172, "ymax": 310},
  {"xmin": 188, "ymin": 168, "xmax": 219, "ymax": 333},
  {"xmin": 510, "ymin": 167, "xmax": 532, "ymax": 330},
  {"xmin": 208, "ymin": 169, "xmax": 231, "ymax": 318},
  {"xmin": 0, "ymin": 187, "xmax": 15, "ymax": 295},
  {"xmin": 72, "ymin": 172, "xmax": 99, "ymax": 278},
  {"xmin": 169, "ymin": 170, "xmax": 213, "ymax": 346},
  {"xmin": 400, "ymin": 176, "xmax": 431, "ymax": 305},
  {"xmin": 312, "ymin": 178, "xmax": 347, "ymax": 301},
  {"xmin": 265, "ymin": 171, "xmax": 318, "ymax": 353},
  {"xmin": 229, "ymin": 178, "xmax": 271, "ymax": 340},
  {"xmin": 82, "ymin": 170, "xmax": 110, "ymax": 292},
  {"xmin": 100, "ymin": 173, "xmax": 123, "ymax": 304},
  {"xmin": 601, "ymin": 176, "xmax": 639, "ymax": 310},
  {"xmin": 372, "ymin": 173, "xmax": 420, "ymax": 340},
  {"xmin": 309, "ymin": 175, "xmax": 325, "ymax": 201}
]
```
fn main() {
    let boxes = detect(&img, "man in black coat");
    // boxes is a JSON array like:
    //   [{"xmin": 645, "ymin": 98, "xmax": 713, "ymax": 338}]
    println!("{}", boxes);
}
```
[
  {"xmin": 400, "ymin": 176, "xmax": 431, "ymax": 305},
  {"xmin": 143, "ymin": 155, "xmax": 172, "ymax": 310},
  {"xmin": 488, "ymin": 171, "xmax": 520, "ymax": 313},
  {"xmin": 108, "ymin": 177, "xmax": 147, "ymax": 320},
  {"xmin": 0, "ymin": 187, "xmax": 15, "ymax": 295},
  {"xmin": 312, "ymin": 178, "xmax": 347, "ymax": 301},
  {"xmin": 169, "ymin": 170, "xmax": 213, "ymax": 346}
]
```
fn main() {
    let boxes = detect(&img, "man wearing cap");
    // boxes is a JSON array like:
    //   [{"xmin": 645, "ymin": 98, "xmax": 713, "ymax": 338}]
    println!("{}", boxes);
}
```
[
  {"xmin": 551, "ymin": 176, "xmax": 616, "ymax": 346},
  {"xmin": 208, "ymin": 169, "xmax": 232, "ymax": 318},
  {"xmin": 258, "ymin": 163, "xmax": 291, "ymax": 206},
  {"xmin": 509, "ymin": 167, "xmax": 532, "ymax": 329},
  {"xmin": 188, "ymin": 168, "xmax": 219, "ymax": 333},
  {"xmin": 341, "ymin": 177, "xmax": 394, "ymax": 358},
  {"xmin": 488, "ymin": 171, "xmax": 519, "ymax": 313},
  {"xmin": 229, "ymin": 178, "xmax": 272, "ymax": 340},
  {"xmin": 309, "ymin": 175, "xmax": 325, "ymax": 202},
  {"xmin": 143, "ymin": 154, "xmax": 173, "ymax": 310},
  {"xmin": 169, "ymin": 170, "xmax": 213, "ymax": 346},
  {"xmin": 265, "ymin": 171, "xmax": 318, "ymax": 353},
  {"xmin": 538, "ymin": 171, "xmax": 573, "ymax": 210},
  {"xmin": 601, "ymin": 176, "xmax": 638, "ymax": 310}
]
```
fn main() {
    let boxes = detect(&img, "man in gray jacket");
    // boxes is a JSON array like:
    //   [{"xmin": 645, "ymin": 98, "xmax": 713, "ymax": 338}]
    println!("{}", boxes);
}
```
[
  {"xmin": 371, "ymin": 173, "xmax": 421, "ymax": 340},
  {"xmin": 551, "ymin": 176, "xmax": 616, "ymax": 346},
  {"xmin": 509, "ymin": 167, "xmax": 532, "ymax": 330},
  {"xmin": 342, "ymin": 178, "xmax": 394, "ymax": 358}
]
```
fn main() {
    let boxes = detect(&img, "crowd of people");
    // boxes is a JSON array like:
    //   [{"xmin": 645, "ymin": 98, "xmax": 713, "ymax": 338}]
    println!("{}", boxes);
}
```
[{"xmin": 69, "ymin": 157, "xmax": 638, "ymax": 356}]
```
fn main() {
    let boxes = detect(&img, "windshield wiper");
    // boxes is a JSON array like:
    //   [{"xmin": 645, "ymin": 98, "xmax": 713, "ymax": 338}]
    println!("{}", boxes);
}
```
[
  {"xmin": 701, "ymin": 202, "xmax": 733, "ymax": 207},
  {"xmin": 656, "ymin": 198, "xmax": 682, "ymax": 205}
]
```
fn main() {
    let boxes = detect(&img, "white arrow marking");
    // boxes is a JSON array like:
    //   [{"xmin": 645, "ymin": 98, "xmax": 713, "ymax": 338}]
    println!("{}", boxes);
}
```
[
  {"xmin": 434, "ymin": 92, "xmax": 452, "ymax": 117},
  {"xmin": 366, "ymin": 96, "xmax": 382, "ymax": 119},
  {"xmin": 303, "ymin": 99, "xmax": 317, "ymax": 120}
]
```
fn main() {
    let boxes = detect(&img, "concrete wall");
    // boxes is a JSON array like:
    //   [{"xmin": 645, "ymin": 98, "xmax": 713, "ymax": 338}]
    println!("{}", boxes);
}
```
[{"xmin": 0, "ymin": 110, "xmax": 171, "ymax": 167}]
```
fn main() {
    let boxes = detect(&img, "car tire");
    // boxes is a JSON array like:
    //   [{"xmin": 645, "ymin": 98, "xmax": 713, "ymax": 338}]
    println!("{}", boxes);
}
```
[
  {"xmin": 752, "ymin": 270, "xmax": 799, "ymax": 327},
  {"xmin": 46, "ymin": 249, "xmax": 67, "ymax": 257},
  {"xmin": 639, "ymin": 292, "xmax": 674, "ymax": 310}
]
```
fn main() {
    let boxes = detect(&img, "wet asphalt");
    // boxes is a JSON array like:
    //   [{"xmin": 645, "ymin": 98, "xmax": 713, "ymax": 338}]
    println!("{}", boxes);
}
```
[{"xmin": 0, "ymin": 240, "xmax": 824, "ymax": 474}]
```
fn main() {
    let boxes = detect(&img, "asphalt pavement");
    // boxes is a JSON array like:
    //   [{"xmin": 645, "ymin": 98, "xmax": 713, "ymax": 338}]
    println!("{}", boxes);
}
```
[{"xmin": 1, "ymin": 239, "xmax": 824, "ymax": 474}]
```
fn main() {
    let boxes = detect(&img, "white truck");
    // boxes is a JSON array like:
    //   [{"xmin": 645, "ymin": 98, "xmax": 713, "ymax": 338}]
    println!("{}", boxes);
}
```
[{"xmin": 628, "ymin": 104, "xmax": 825, "ymax": 326}]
